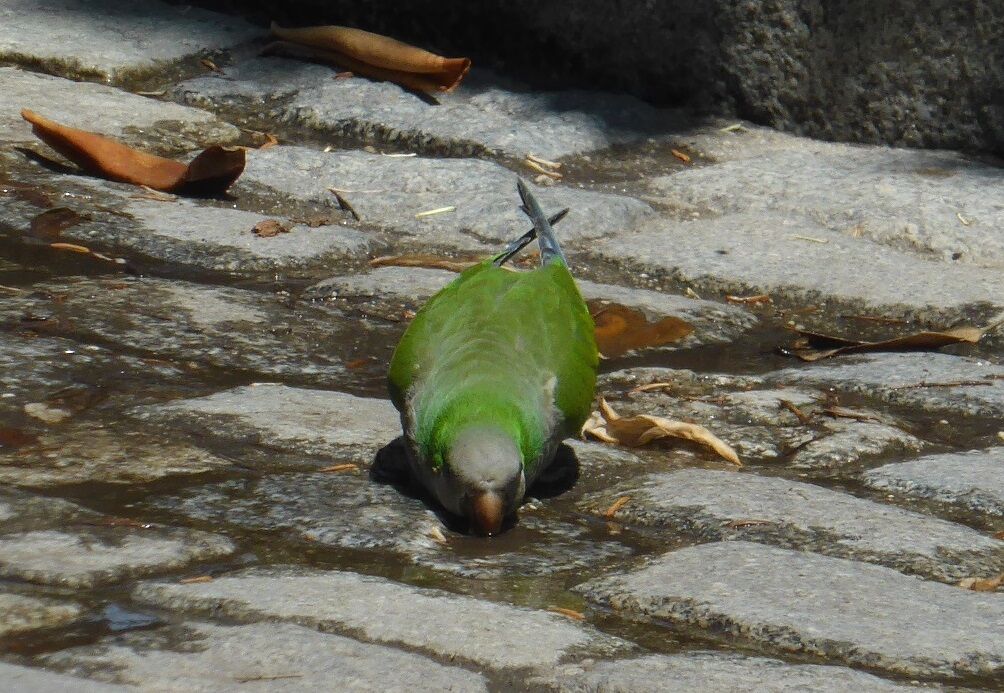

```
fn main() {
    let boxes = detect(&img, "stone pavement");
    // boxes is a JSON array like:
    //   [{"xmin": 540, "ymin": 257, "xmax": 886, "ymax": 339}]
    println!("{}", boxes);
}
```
[{"xmin": 0, "ymin": 2, "xmax": 1002, "ymax": 690}]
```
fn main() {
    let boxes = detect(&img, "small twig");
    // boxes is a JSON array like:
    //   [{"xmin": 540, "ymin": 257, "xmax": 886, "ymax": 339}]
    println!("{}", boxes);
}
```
[
  {"xmin": 0, "ymin": 284, "xmax": 25, "ymax": 294},
  {"xmin": 956, "ymin": 212, "xmax": 972, "ymax": 226},
  {"xmin": 235, "ymin": 674, "xmax": 303, "ymax": 684},
  {"xmin": 415, "ymin": 206, "xmax": 456, "ymax": 219},
  {"xmin": 839, "ymin": 314, "xmax": 909, "ymax": 325},
  {"xmin": 527, "ymin": 153, "xmax": 562, "ymax": 170},
  {"xmin": 380, "ymin": 152, "xmax": 416, "ymax": 158},
  {"xmin": 719, "ymin": 123, "xmax": 747, "ymax": 133},
  {"xmin": 524, "ymin": 158, "xmax": 562, "ymax": 179},
  {"xmin": 791, "ymin": 235, "xmax": 829, "ymax": 244},
  {"xmin": 603, "ymin": 496, "xmax": 631, "ymax": 519},
  {"xmin": 778, "ymin": 399, "xmax": 813, "ymax": 425},
  {"xmin": 889, "ymin": 379, "xmax": 998, "ymax": 390}
]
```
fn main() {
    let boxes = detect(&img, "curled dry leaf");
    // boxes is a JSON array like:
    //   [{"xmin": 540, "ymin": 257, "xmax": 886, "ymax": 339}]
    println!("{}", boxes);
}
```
[
  {"xmin": 21, "ymin": 109, "xmax": 245, "ymax": 194},
  {"xmin": 583, "ymin": 398, "xmax": 741, "ymax": 466},
  {"xmin": 369, "ymin": 253, "xmax": 478, "ymax": 273},
  {"xmin": 252, "ymin": 219, "xmax": 290, "ymax": 238},
  {"xmin": 317, "ymin": 463, "xmax": 359, "ymax": 473},
  {"xmin": 603, "ymin": 495, "xmax": 631, "ymax": 519},
  {"xmin": 784, "ymin": 325, "xmax": 986, "ymax": 361},
  {"xmin": 588, "ymin": 300, "xmax": 694, "ymax": 358},
  {"xmin": 270, "ymin": 22, "xmax": 470, "ymax": 92},
  {"xmin": 548, "ymin": 607, "xmax": 586, "ymax": 621}
]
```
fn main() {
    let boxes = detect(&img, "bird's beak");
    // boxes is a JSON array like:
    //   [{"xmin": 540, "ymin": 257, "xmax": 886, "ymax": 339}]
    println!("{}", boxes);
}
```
[{"xmin": 470, "ymin": 490, "xmax": 504, "ymax": 536}]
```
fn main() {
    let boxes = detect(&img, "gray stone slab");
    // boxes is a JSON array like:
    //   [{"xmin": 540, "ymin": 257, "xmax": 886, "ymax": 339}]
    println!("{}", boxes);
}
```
[
  {"xmin": 578, "ymin": 541, "xmax": 1004, "ymax": 680},
  {"xmin": 0, "ymin": 424, "xmax": 232, "ymax": 487},
  {"xmin": 0, "ymin": 0, "xmax": 260, "ymax": 83},
  {"xmin": 532, "ymin": 651, "xmax": 917, "ymax": 692},
  {"xmin": 0, "ymin": 592, "xmax": 81, "ymax": 638},
  {"xmin": 130, "ymin": 384, "xmax": 401, "ymax": 463},
  {"xmin": 42, "ymin": 621, "xmax": 485, "ymax": 691},
  {"xmin": 864, "ymin": 448, "xmax": 1004, "ymax": 517},
  {"xmin": 789, "ymin": 420, "xmax": 925, "ymax": 474},
  {"xmin": 0, "ymin": 488, "xmax": 96, "ymax": 532},
  {"xmin": 0, "ymin": 67, "xmax": 238, "ymax": 151},
  {"xmin": 148, "ymin": 472, "xmax": 630, "ymax": 580},
  {"xmin": 134, "ymin": 567, "xmax": 629, "ymax": 671},
  {"xmin": 0, "ymin": 277, "xmax": 391, "ymax": 389},
  {"xmin": 309, "ymin": 266, "xmax": 757, "ymax": 350},
  {"xmin": 591, "ymin": 211, "xmax": 1004, "ymax": 321},
  {"xmin": 650, "ymin": 136, "xmax": 1004, "ymax": 267},
  {"xmin": 0, "ymin": 332, "xmax": 187, "ymax": 422},
  {"xmin": 581, "ymin": 469, "xmax": 1004, "ymax": 581},
  {"xmin": 0, "ymin": 662, "xmax": 126, "ymax": 692},
  {"xmin": 175, "ymin": 57, "xmax": 680, "ymax": 159},
  {"xmin": 0, "ymin": 526, "xmax": 236, "ymax": 588},
  {"xmin": 236, "ymin": 146, "xmax": 654, "ymax": 248},
  {"xmin": 767, "ymin": 352, "xmax": 1004, "ymax": 419}
]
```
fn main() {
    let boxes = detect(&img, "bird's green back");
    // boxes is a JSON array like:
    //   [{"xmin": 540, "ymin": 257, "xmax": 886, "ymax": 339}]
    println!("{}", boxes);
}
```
[{"xmin": 388, "ymin": 258, "xmax": 597, "ymax": 476}]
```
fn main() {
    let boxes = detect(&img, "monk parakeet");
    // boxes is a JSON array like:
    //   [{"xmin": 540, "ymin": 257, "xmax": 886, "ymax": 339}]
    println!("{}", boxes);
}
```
[{"xmin": 388, "ymin": 180, "xmax": 598, "ymax": 535}]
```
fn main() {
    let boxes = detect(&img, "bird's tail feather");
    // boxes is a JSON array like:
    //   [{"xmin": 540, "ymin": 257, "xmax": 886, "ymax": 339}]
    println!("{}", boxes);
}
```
[
  {"xmin": 516, "ymin": 178, "xmax": 567, "ymax": 266},
  {"xmin": 493, "ymin": 207, "xmax": 568, "ymax": 267}
]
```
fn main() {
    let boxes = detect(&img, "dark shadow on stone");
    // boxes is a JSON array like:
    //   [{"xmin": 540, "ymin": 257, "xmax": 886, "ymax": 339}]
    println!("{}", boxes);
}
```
[
  {"xmin": 372, "ymin": 436, "xmax": 581, "ymax": 535},
  {"xmin": 16, "ymin": 147, "xmax": 78, "ymax": 175}
]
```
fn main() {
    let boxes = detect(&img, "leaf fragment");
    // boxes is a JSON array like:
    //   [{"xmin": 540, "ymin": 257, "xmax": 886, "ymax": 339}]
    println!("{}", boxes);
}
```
[
  {"xmin": 784, "ymin": 325, "xmax": 986, "ymax": 361},
  {"xmin": 957, "ymin": 574, "xmax": 1003, "ymax": 592},
  {"xmin": 21, "ymin": 109, "xmax": 245, "ymax": 194},
  {"xmin": 252, "ymin": 219, "xmax": 290, "ymax": 238},
  {"xmin": 28, "ymin": 207, "xmax": 82, "ymax": 241},
  {"xmin": 317, "ymin": 463, "xmax": 359, "ymax": 473},
  {"xmin": 603, "ymin": 495, "xmax": 631, "ymax": 518},
  {"xmin": 415, "ymin": 205, "xmax": 456, "ymax": 218},
  {"xmin": 588, "ymin": 300, "xmax": 694, "ymax": 358},
  {"xmin": 583, "ymin": 398, "xmax": 741, "ymax": 466},
  {"xmin": 671, "ymin": 148, "xmax": 691, "ymax": 163},
  {"xmin": 0, "ymin": 427, "xmax": 39, "ymax": 450},
  {"xmin": 548, "ymin": 607, "xmax": 586, "ymax": 621},
  {"xmin": 725, "ymin": 293, "xmax": 772, "ymax": 305},
  {"xmin": 179, "ymin": 575, "xmax": 214, "ymax": 584}
]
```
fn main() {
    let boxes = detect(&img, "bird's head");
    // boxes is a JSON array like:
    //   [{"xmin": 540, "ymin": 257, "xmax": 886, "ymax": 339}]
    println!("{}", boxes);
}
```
[{"xmin": 443, "ymin": 425, "xmax": 525, "ymax": 536}]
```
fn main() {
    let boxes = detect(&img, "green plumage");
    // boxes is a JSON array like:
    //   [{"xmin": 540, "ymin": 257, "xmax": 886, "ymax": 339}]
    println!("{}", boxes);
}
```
[{"xmin": 388, "ymin": 256, "xmax": 598, "ymax": 480}]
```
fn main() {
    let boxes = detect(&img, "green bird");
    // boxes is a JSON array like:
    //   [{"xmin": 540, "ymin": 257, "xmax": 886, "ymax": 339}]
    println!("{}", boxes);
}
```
[{"xmin": 388, "ymin": 180, "xmax": 598, "ymax": 535}]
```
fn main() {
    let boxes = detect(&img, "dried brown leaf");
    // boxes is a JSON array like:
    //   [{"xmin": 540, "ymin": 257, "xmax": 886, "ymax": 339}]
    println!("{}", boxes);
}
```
[
  {"xmin": 957, "ymin": 574, "xmax": 1003, "ymax": 592},
  {"xmin": 200, "ymin": 58, "xmax": 222, "ymax": 73},
  {"xmin": 0, "ymin": 427, "xmax": 39, "ymax": 450},
  {"xmin": 317, "ymin": 463, "xmax": 359, "ymax": 473},
  {"xmin": 671, "ymin": 148, "xmax": 691, "ymax": 163},
  {"xmin": 21, "ymin": 109, "xmax": 244, "ymax": 194},
  {"xmin": 252, "ymin": 219, "xmax": 290, "ymax": 238},
  {"xmin": 785, "ymin": 325, "xmax": 986, "ymax": 361},
  {"xmin": 778, "ymin": 399, "xmax": 812, "ymax": 425},
  {"xmin": 725, "ymin": 293, "xmax": 772, "ymax": 305},
  {"xmin": 548, "ymin": 607, "xmax": 586, "ymax": 621},
  {"xmin": 584, "ymin": 398, "xmax": 742, "ymax": 466},
  {"xmin": 603, "ymin": 496, "xmax": 631, "ymax": 519},
  {"xmin": 588, "ymin": 300, "xmax": 694, "ymax": 358},
  {"xmin": 821, "ymin": 406, "xmax": 880, "ymax": 422},
  {"xmin": 270, "ymin": 23, "xmax": 471, "ymax": 92},
  {"xmin": 628, "ymin": 382, "xmax": 676, "ymax": 395},
  {"xmin": 179, "ymin": 575, "xmax": 215, "ymax": 584}
]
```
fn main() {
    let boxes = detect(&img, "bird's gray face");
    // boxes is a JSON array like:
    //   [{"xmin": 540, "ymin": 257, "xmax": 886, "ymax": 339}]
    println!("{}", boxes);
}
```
[{"xmin": 441, "ymin": 426, "xmax": 525, "ymax": 536}]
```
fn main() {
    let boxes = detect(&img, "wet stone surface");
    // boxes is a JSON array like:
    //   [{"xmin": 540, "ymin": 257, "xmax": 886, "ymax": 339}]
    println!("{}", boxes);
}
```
[
  {"xmin": 864, "ymin": 447, "xmax": 1004, "ymax": 519},
  {"xmin": 42, "ymin": 621, "xmax": 486, "ymax": 691},
  {"xmin": 579, "ymin": 541, "xmax": 1004, "ymax": 680},
  {"xmin": 530, "ymin": 652, "xmax": 919, "ymax": 692},
  {"xmin": 581, "ymin": 469, "xmax": 1004, "ymax": 582},
  {"xmin": 175, "ymin": 57, "xmax": 682, "ymax": 159},
  {"xmin": 0, "ymin": 592, "xmax": 82, "ymax": 639},
  {"xmin": 133, "ymin": 567, "xmax": 632, "ymax": 672},
  {"xmin": 0, "ymin": 67, "xmax": 239, "ymax": 152},
  {"xmin": 0, "ymin": 0, "xmax": 260, "ymax": 84},
  {"xmin": 1, "ymin": 10, "xmax": 1003, "ymax": 689}
]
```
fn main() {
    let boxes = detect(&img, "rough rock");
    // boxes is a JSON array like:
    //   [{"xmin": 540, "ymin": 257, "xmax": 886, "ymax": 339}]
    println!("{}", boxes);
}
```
[
  {"xmin": 0, "ymin": 276, "xmax": 395, "ymax": 390},
  {"xmin": 0, "ymin": 592, "xmax": 81, "ymax": 638},
  {"xmin": 261, "ymin": 1, "xmax": 1004, "ymax": 154},
  {"xmin": 174, "ymin": 57, "xmax": 681, "ymax": 159},
  {"xmin": 148, "ymin": 472, "xmax": 630, "ymax": 580},
  {"xmin": 649, "ymin": 136, "xmax": 1004, "ymax": 266},
  {"xmin": 0, "ymin": 0, "xmax": 260, "ymax": 84},
  {"xmin": 0, "ymin": 488, "xmax": 94, "ymax": 531},
  {"xmin": 578, "ymin": 541, "xmax": 1004, "ymax": 680},
  {"xmin": 236, "ymin": 146, "xmax": 654, "ymax": 248},
  {"xmin": 864, "ymin": 448, "xmax": 1004, "ymax": 517},
  {"xmin": 591, "ymin": 211, "xmax": 1004, "ymax": 322},
  {"xmin": 130, "ymin": 384, "xmax": 401, "ymax": 463},
  {"xmin": 42, "ymin": 621, "xmax": 486, "ymax": 691},
  {"xmin": 134, "ymin": 567, "xmax": 629, "ymax": 670},
  {"xmin": 0, "ymin": 424, "xmax": 232, "ymax": 487},
  {"xmin": 788, "ymin": 420, "xmax": 924, "ymax": 474},
  {"xmin": 581, "ymin": 469, "xmax": 1004, "ymax": 581},
  {"xmin": 309, "ymin": 266, "xmax": 757, "ymax": 350},
  {"xmin": 0, "ymin": 663, "xmax": 126, "ymax": 692},
  {"xmin": 531, "ymin": 651, "xmax": 917, "ymax": 692},
  {"xmin": 0, "ymin": 526, "xmax": 236, "ymax": 588},
  {"xmin": 0, "ymin": 66, "xmax": 239, "ymax": 152},
  {"xmin": 767, "ymin": 352, "xmax": 1004, "ymax": 419}
]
